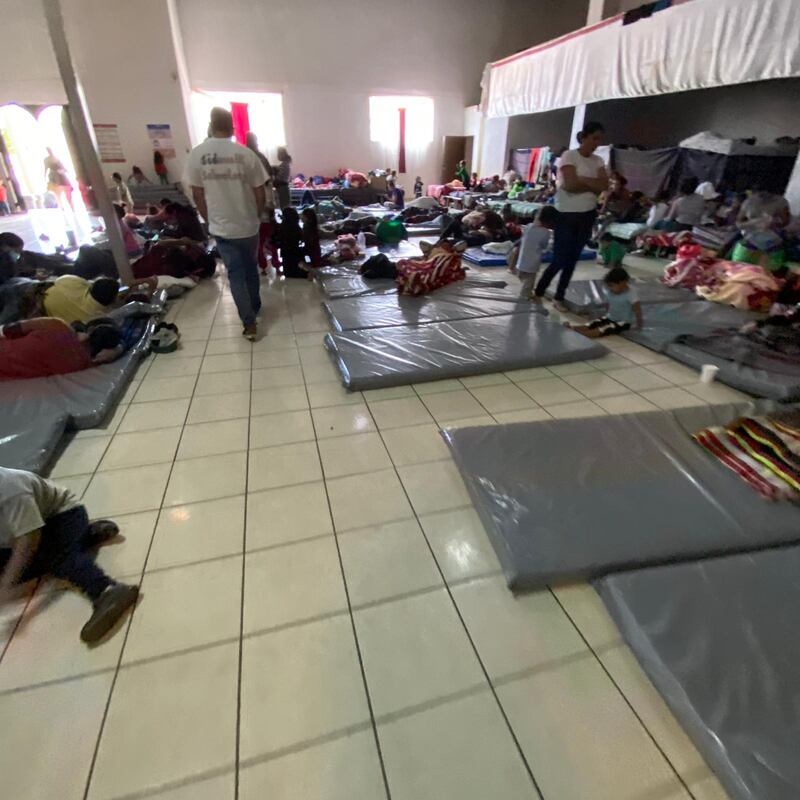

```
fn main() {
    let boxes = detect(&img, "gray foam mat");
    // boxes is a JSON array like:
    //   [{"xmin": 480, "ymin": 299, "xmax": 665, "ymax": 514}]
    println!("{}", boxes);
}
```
[
  {"xmin": 548, "ymin": 279, "xmax": 701, "ymax": 315},
  {"xmin": 597, "ymin": 545, "xmax": 800, "ymax": 800},
  {"xmin": 323, "ymin": 289, "xmax": 535, "ymax": 331},
  {"xmin": 665, "ymin": 342, "xmax": 800, "ymax": 401},
  {"xmin": 0, "ymin": 310, "xmax": 161, "ymax": 474},
  {"xmin": 325, "ymin": 313, "xmax": 607, "ymax": 390},
  {"xmin": 623, "ymin": 301, "xmax": 756, "ymax": 352},
  {"xmin": 442, "ymin": 403, "xmax": 800, "ymax": 590}
]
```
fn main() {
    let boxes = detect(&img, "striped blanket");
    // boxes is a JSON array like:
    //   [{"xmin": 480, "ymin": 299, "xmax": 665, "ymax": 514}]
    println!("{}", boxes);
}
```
[
  {"xmin": 694, "ymin": 411, "xmax": 800, "ymax": 501},
  {"xmin": 396, "ymin": 244, "xmax": 465, "ymax": 297}
]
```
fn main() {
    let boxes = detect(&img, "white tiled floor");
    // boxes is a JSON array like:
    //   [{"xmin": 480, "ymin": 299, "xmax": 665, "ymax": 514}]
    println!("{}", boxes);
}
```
[{"xmin": 0, "ymin": 269, "xmax": 738, "ymax": 799}]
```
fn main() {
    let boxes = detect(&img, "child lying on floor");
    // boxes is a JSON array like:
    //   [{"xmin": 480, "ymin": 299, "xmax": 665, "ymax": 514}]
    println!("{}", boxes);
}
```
[
  {"xmin": 0, "ymin": 467, "xmax": 139, "ymax": 643},
  {"xmin": 567, "ymin": 267, "xmax": 643, "ymax": 337}
]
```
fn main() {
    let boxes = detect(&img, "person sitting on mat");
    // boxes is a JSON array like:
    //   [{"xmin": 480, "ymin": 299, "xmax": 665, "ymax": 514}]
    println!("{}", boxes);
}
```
[
  {"xmin": 509, "ymin": 205, "xmax": 558, "ymax": 301},
  {"xmin": 567, "ymin": 266, "xmax": 642, "ymax": 338},
  {"xmin": 0, "ymin": 316, "xmax": 124, "ymax": 380},
  {"xmin": 0, "ymin": 467, "xmax": 139, "ymax": 644}
]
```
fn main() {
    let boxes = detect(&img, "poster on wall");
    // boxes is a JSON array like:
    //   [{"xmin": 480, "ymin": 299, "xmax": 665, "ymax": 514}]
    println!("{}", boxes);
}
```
[
  {"xmin": 146, "ymin": 124, "xmax": 176, "ymax": 159},
  {"xmin": 93, "ymin": 123, "xmax": 125, "ymax": 163}
]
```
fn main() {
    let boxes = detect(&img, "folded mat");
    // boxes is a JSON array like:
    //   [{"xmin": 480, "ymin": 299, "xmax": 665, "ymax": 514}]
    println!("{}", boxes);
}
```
[
  {"xmin": 325, "ymin": 312, "xmax": 607, "ymax": 390},
  {"xmin": 0, "ymin": 300, "xmax": 164, "ymax": 474},
  {"xmin": 442, "ymin": 403, "xmax": 800, "ymax": 590},
  {"xmin": 622, "ymin": 300, "xmax": 757, "ymax": 352},
  {"xmin": 463, "ymin": 246, "xmax": 597, "ymax": 268},
  {"xmin": 546, "ymin": 279, "xmax": 700, "ymax": 315},
  {"xmin": 323, "ymin": 286, "xmax": 534, "ymax": 331},
  {"xmin": 597, "ymin": 545, "xmax": 800, "ymax": 800}
]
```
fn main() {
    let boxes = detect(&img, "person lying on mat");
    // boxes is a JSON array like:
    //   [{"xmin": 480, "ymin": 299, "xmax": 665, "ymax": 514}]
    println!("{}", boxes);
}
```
[
  {"xmin": 0, "ymin": 467, "xmax": 139, "ymax": 644},
  {"xmin": 0, "ymin": 316, "xmax": 123, "ymax": 380},
  {"xmin": 566, "ymin": 267, "xmax": 643, "ymax": 338},
  {"xmin": 42, "ymin": 275, "xmax": 120, "ymax": 323}
]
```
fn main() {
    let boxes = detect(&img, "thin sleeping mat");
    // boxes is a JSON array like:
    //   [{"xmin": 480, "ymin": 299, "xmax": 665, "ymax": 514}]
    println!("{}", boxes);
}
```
[
  {"xmin": 442, "ymin": 403, "xmax": 800, "ymax": 590},
  {"xmin": 665, "ymin": 341, "xmax": 800, "ymax": 401},
  {"xmin": 322, "ymin": 290, "xmax": 536, "ymax": 332},
  {"xmin": 622, "ymin": 301, "xmax": 757, "ymax": 352},
  {"xmin": 0, "ymin": 317, "xmax": 158, "ymax": 474},
  {"xmin": 597, "ymin": 545, "xmax": 800, "ymax": 800},
  {"xmin": 325, "ymin": 312, "xmax": 607, "ymax": 390},
  {"xmin": 316, "ymin": 271, "xmax": 509, "ymax": 300},
  {"xmin": 546, "ymin": 279, "xmax": 700, "ymax": 315}
]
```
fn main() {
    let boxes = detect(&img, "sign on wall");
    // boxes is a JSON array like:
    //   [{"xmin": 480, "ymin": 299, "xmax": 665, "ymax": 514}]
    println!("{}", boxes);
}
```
[
  {"xmin": 146, "ymin": 124, "xmax": 176, "ymax": 159},
  {"xmin": 93, "ymin": 123, "xmax": 125, "ymax": 163}
]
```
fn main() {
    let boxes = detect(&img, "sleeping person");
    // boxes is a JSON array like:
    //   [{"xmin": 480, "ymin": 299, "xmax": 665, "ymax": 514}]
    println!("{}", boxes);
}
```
[{"xmin": 0, "ymin": 317, "xmax": 123, "ymax": 380}]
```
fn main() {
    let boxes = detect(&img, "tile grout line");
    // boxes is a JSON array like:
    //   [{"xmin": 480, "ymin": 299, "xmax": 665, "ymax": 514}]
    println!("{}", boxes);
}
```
[
  {"xmin": 0, "ymin": 565, "xmax": 510, "ymax": 700},
  {"xmin": 233, "ymin": 311, "xmax": 258, "ymax": 800},
  {"xmin": 80, "ymin": 287, "xmax": 222, "ymax": 800},
  {"xmin": 360, "ymin": 400, "xmax": 546, "ymax": 800},
  {"xmin": 296, "ymin": 332, "xmax": 395, "ymax": 800},
  {"xmin": 548, "ymin": 589, "xmax": 699, "ymax": 800}
]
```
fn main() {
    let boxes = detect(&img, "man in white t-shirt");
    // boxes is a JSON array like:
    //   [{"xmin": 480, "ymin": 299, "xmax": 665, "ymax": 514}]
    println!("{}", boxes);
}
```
[
  {"xmin": 185, "ymin": 108, "xmax": 267, "ymax": 340},
  {"xmin": 534, "ymin": 122, "xmax": 608, "ymax": 310}
]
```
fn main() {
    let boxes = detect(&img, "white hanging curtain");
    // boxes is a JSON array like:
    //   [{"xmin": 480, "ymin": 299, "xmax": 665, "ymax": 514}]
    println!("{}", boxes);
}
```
[{"xmin": 483, "ymin": 0, "xmax": 800, "ymax": 119}]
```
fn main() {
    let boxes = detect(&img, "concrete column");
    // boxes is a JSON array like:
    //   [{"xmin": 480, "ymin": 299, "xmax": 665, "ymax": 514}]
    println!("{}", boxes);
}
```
[{"xmin": 42, "ymin": 0, "xmax": 133, "ymax": 284}]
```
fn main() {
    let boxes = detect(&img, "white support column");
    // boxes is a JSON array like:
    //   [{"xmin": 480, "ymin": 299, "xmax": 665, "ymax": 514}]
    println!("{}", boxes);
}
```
[
  {"xmin": 42, "ymin": 0, "xmax": 133, "ymax": 284},
  {"xmin": 570, "ymin": 0, "xmax": 613, "ymax": 147},
  {"xmin": 785, "ymin": 151, "xmax": 800, "ymax": 215}
]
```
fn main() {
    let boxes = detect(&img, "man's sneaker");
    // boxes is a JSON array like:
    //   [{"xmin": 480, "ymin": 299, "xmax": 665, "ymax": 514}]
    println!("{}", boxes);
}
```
[
  {"xmin": 243, "ymin": 323, "xmax": 258, "ymax": 341},
  {"xmin": 80, "ymin": 584, "xmax": 139, "ymax": 644},
  {"xmin": 86, "ymin": 520, "xmax": 120, "ymax": 548}
]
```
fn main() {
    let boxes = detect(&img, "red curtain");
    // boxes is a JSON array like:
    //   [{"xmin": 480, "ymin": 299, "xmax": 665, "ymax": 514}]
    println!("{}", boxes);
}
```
[
  {"xmin": 398, "ymin": 107, "xmax": 406, "ymax": 174},
  {"xmin": 230, "ymin": 102, "xmax": 250, "ymax": 145}
]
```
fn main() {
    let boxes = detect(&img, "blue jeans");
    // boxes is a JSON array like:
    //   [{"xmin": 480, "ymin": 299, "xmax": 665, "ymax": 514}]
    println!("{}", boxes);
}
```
[
  {"xmin": 535, "ymin": 209, "xmax": 596, "ymax": 301},
  {"xmin": 216, "ymin": 235, "xmax": 262, "ymax": 327}
]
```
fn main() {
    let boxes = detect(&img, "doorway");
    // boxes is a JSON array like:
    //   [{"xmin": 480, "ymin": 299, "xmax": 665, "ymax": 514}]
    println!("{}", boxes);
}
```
[{"xmin": 440, "ymin": 135, "xmax": 474, "ymax": 184}]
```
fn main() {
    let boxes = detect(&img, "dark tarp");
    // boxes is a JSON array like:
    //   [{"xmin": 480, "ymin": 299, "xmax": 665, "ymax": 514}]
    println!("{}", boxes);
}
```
[{"xmin": 610, "ymin": 146, "xmax": 680, "ymax": 196}]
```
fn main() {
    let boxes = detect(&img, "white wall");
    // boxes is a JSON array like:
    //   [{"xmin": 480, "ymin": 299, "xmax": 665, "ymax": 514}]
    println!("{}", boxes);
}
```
[
  {"xmin": 176, "ymin": 0, "xmax": 588, "ymax": 186},
  {"xmin": 0, "ymin": 0, "xmax": 588, "ymax": 189},
  {"xmin": 464, "ymin": 106, "xmax": 482, "ymax": 172},
  {"xmin": 480, "ymin": 116, "xmax": 511, "ymax": 178},
  {"xmin": 62, "ymin": 0, "xmax": 193, "ymax": 185},
  {"xmin": 0, "ymin": 0, "xmax": 64, "ymax": 105}
]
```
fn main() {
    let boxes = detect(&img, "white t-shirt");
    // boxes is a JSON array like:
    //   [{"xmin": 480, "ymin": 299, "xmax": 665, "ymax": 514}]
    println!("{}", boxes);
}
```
[
  {"xmin": 646, "ymin": 201, "xmax": 669, "ymax": 228},
  {"xmin": 516, "ymin": 225, "xmax": 551, "ymax": 273},
  {"xmin": 0, "ymin": 468, "xmax": 77, "ymax": 547},
  {"xmin": 555, "ymin": 149, "xmax": 605, "ymax": 213},
  {"xmin": 185, "ymin": 138, "xmax": 268, "ymax": 240}
]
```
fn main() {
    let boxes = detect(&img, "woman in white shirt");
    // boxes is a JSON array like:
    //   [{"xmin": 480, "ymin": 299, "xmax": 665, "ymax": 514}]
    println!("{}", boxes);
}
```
[
  {"xmin": 664, "ymin": 177, "xmax": 705, "ymax": 230},
  {"xmin": 534, "ymin": 122, "xmax": 608, "ymax": 310}
]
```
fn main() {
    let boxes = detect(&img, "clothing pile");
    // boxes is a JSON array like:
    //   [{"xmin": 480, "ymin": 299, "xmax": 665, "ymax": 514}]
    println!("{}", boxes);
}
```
[
  {"xmin": 677, "ymin": 308, "xmax": 800, "ymax": 375},
  {"xmin": 637, "ymin": 229, "xmax": 694, "ymax": 257},
  {"xmin": 696, "ymin": 262, "xmax": 783, "ymax": 312},
  {"xmin": 694, "ymin": 410, "xmax": 800, "ymax": 501},
  {"xmin": 396, "ymin": 243, "xmax": 465, "ymax": 297},
  {"xmin": 662, "ymin": 244, "xmax": 727, "ymax": 289}
]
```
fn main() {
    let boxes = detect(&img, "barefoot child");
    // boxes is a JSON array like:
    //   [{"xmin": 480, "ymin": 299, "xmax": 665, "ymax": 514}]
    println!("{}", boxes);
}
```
[
  {"xmin": 0, "ymin": 467, "xmax": 139, "ymax": 643},
  {"xmin": 568, "ymin": 266, "xmax": 643, "ymax": 337},
  {"xmin": 510, "ymin": 205, "xmax": 558, "ymax": 301}
]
